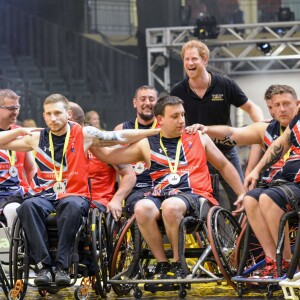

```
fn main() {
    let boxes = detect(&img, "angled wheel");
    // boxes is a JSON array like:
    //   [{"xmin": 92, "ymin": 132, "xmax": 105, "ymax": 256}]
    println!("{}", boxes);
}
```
[
  {"xmin": 0, "ymin": 261, "xmax": 10, "ymax": 298},
  {"xmin": 9, "ymin": 218, "xmax": 29, "ymax": 300},
  {"xmin": 207, "ymin": 207, "xmax": 241, "ymax": 290},
  {"xmin": 110, "ymin": 215, "xmax": 142, "ymax": 296},
  {"xmin": 91, "ymin": 208, "xmax": 108, "ymax": 297}
]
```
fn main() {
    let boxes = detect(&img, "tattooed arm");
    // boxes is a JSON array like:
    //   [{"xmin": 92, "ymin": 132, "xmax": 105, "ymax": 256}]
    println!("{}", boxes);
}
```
[
  {"xmin": 244, "ymin": 126, "xmax": 292, "ymax": 191},
  {"xmin": 83, "ymin": 126, "xmax": 160, "ymax": 150}
]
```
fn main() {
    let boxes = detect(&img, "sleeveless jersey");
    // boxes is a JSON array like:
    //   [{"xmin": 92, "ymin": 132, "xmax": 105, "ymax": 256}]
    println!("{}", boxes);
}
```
[
  {"xmin": 88, "ymin": 152, "xmax": 116, "ymax": 206},
  {"xmin": 0, "ymin": 124, "xmax": 30, "ymax": 197},
  {"xmin": 280, "ymin": 114, "xmax": 300, "ymax": 182},
  {"xmin": 147, "ymin": 132, "xmax": 218, "ymax": 205},
  {"xmin": 32, "ymin": 122, "xmax": 89, "ymax": 200},
  {"xmin": 261, "ymin": 120, "xmax": 284, "ymax": 182},
  {"xmin": 123, "ymin": 118, "xmax": 159, "ymax": 191}
]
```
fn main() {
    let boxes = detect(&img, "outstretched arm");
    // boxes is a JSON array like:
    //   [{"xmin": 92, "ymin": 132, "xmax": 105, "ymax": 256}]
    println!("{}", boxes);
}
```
[
  {"xmin": 245, "ymin": 126, "xmax": 292, "ymax": 191},
  {"xmin": 107, "ymin": 164, "xmax": 136, "ymax": 221},
  {"xmin": 185, "ymin": 122, "xmax": 266, "ymax": 146},
  {"xmin": 0, "ymin": 128, "xmax": 34, "ymax": 147},
  {"xmin": 90, "ymin": 138, "xmax": 151, "ymax": 168},
  {"xmin": 83, "ymin": 126, "xmax": 160, "ymax": 149}
]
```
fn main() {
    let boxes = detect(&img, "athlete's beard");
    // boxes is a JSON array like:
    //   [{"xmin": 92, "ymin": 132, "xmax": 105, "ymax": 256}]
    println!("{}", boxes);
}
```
[{"xmin": 138, "ymin": 112, "xmax": 154, "ymax": 122}]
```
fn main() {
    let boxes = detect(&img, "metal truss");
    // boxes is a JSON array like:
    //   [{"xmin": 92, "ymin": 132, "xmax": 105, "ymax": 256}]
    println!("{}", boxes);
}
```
[{"xmin": 146, "ymin": 21, "xmax": 300, "ymax": 91}]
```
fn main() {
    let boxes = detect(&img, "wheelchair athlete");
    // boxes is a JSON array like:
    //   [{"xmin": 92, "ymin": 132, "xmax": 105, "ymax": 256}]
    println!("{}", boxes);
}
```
[
  {"xmin": 0, "ymin": 94, "xmax": 158, "ymax": 287},
  {"xmin": 92, "ymin": 95, "xmax": 245, "ymax": 279},
  {"xmin": 244, "ymin": 110, "xmax": 300, "ymax": 278}
]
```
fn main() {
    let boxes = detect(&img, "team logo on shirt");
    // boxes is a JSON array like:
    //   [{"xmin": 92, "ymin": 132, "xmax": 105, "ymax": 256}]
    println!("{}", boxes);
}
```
[{"xmin": 211, "ymin": 94, "xmax": 224, "ymax": 101}]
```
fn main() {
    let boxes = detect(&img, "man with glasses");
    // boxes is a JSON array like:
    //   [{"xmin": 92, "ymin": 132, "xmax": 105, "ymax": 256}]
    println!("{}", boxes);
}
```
[{"xmin": 0, "ymin": 89, "xmax": 36, "ymax": 231}]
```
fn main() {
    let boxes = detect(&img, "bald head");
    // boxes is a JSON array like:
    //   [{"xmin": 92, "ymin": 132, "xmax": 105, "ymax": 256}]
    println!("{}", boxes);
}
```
[{"xmin": 69, "ymin": 102, "xmax": 85, "ymax": 127}]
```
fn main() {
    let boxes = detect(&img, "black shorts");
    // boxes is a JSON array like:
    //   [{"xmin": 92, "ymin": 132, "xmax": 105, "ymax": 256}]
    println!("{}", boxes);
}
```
[
  {"xmin": 261, "ymin": 183, "xmax": 300, "ymax": 212},
  {"xmin": 245, "ymin": 182, "xmax": 300, "ymax": 212},
  {"xmin": 126, "ymin": 192, "xmax": 202, "ymax": 217}
]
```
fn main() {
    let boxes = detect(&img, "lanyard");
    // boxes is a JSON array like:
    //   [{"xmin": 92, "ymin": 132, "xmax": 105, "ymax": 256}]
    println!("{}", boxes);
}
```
[
  {"xmin": 135, "ymin": 118, "xmax": 157, "ymax": 129},
  {"xmin": 280, "ymin": 126, "xmax": 290, "ymax": 161},
  {"xmin": 7, "ymin": 150, "xmax": 16, "ymax": 166},
  {"xmin": 49, "ymin": 127, "xmax": 71, "ymax": 182},
  {"xmin": 159, "ymin": 132, "xmax": 182, "ymax": 174}
]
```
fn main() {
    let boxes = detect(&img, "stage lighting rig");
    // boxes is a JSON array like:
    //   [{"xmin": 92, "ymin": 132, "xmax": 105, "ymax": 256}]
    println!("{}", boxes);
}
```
[{"xmin": 193, "ymin": 13, "xmax": 219, "ymax": 40}]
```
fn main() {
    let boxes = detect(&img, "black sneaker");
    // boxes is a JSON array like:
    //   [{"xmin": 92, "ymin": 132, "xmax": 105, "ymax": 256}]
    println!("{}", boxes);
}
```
[
  {"xmin": 34, "ymin": 268, "xmax": 53, "ymax": 286},
  {"xmin": 165, "ymin": 261, "xmax": 186, "ymax": 279},
  {"xmin": 152, "ymin": 262, "xmax": 170, "ymax": 279},
  {"xmin": 55, "ymin": 268, "xmax": 71, "ymax": 286}
]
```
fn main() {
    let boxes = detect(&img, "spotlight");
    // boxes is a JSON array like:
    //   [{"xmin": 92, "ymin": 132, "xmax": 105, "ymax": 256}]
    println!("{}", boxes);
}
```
[
  {"xmin": 193, "ymin": 13, "xmax": 219, "ymax": 40},
  {"xmin": 153, "ymin": 54, "xmax": 168, "ymax": 68},
  {"xmin": 257, "ymin": 42, "xmax": 272, "ymax": 56}
]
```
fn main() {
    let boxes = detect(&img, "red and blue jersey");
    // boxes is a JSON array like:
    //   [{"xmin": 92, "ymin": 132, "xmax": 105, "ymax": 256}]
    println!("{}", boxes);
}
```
[
  {"xmin": 31, "ymin": 122, "xmax": 89, "ymax": 200},
  {"xmin": 147, "ymin": 132, "xmax": 218, "ymax": 205},
  {"xmin": 280, "ymin": 114, "xmax": 300, "ymax": 182},
  {"xmin": 0, "ymin": 124, "xmax": 30, "ymax": 198}
]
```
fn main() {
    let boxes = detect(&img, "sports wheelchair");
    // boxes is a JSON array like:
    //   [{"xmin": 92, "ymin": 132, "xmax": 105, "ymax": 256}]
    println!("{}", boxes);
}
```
[
  {"xmin": 0, "ymin": 215, "xmax": 11, "ymax": 299},
  {"xmin": 109, "ymin": 175, "xmax": 242, "ymax": 299},
  {"xmin": 233, "ymin": 206, "xmax": 298, "ymax": 297},
  {"xmin": 8, "ymin": 205, "xmax": 110, "ymax": 300}
]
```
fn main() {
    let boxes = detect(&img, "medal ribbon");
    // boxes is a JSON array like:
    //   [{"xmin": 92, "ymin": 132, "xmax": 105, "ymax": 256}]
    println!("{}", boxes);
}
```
[
  {"xmin": 159, "ymin": 132, "xmax": 182, "ymax": 174},
  {"xmin": 7, "ymin": 150, "xmax": 16, "ymax": 167},
  {"xmin": 135, "ymin": 118, "xmax": 157, "ymax": 129},
  {"xmin": 49, "ymin": 126, "xmax": 71, "ymax": 182},
  {"xmin": 280, "ymin": 126, "xmax": 290, "ymax": 161}
]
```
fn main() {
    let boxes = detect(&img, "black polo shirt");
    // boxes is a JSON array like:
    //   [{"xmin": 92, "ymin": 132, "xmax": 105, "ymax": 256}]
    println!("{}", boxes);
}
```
[{"xmin": 170, "ymin": 72, "xmax": 248, "ymax": 127}]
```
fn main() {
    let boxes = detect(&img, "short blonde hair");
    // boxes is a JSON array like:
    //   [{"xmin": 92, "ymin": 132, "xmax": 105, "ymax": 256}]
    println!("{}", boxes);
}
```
[
  {"xmin": 43, "ymin": 94, "xmax": 70, "ymax": 111},
  {"xmin": 181, "ymin": 40, "xmax": 210, "ymax": 61}
]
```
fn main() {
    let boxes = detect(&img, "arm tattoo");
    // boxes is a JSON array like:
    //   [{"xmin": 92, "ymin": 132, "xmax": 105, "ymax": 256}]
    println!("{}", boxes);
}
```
[
  {"xmin": 85, "ymin": 126, "xmax": 121, "ymax": 141},
  {"xmin": 262, "ymin": 144, "xmax": 284, "ymax": 171},
  {"xmin": 213, "ymin": 136, "xmax": 237, "ymax": 146}
]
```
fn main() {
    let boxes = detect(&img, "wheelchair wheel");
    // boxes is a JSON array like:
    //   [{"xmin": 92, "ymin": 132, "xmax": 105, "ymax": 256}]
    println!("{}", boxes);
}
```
[
  {"xmin": 0, "ymin": 261, "xmax": 10, "ymax": 298},
  {"xmin": 91, "ymin": 208, "xmax": 109, "ymax": 297},
  {"xmin": 110, "ymin": 215, "xmax": 142, "ymax": 296},
  {"xmin": 207, "ymin": 207, "xmax": 241, "ymax": 289},
  {"xmin": 9, "ymin": 218, "xmax": 29, "ymax": 300},
  {"xmin": 235, "ymin": 221, "xmax": 265, "ymax": 276}
]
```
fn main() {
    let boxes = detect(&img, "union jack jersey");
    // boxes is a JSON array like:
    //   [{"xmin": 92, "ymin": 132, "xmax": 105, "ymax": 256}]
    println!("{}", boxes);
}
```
[
  {"xmin": 31, "ymin": 122, "xmax": 89, "ymax": 200},
  {"xmin": 262, "ymin": 120, "xmax": 284, "ymax": 182},
  {"xmin": 280, "ymin": 114, "xmax": 300, "ymax": 182},
  {"xmin": 0, "ymin": 124, "xmax": 29, "ymax": 198},
  {"xmin": 147, "ymin": 132, "xmax": 218, "ymax": 205}
]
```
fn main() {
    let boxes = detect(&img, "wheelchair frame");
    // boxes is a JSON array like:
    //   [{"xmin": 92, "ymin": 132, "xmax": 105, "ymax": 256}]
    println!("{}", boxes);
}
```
[
  {"xmin": 108, "ymin": 200, "xmax": 241, "ymax": 299},
  {"xmin": 8, "ymin": 206, "xmax": 110, "ymax": 300},
  {"xmin": 232, "ymin": 211, "xmax": 298, "ymax": 298}
]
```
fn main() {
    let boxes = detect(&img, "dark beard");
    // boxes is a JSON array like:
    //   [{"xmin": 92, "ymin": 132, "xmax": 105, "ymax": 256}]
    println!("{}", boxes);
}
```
[{"xmin": 139, "ymin": 113, "xmax": 154, "ymax": 122}]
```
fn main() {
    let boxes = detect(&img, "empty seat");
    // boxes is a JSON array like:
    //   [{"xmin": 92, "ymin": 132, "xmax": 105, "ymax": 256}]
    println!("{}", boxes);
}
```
[
  {"xmin": 0, "ymin": 55, "xmax": 15, "ymax": 69},
  {"xmin": 16, "ymin": 56, "xmax": 36, "ymax": 68},
  {"xmin": 26, "ymin": 79, "xmax": 47, "ymax": 91},
  {"xmin": 2, "ymin": 66, "xmax": 20, "ymax": 78},
  {"xmin": 48, "ymin": 79, "xmax": 69, "ymax": 93},
  {"xmin": 22, "ymin": 66, "xmax": 41, "ymax": 80},
  {"xmin": 43, "ymin": 67, "xmax": 61, "ymax": 81}
]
